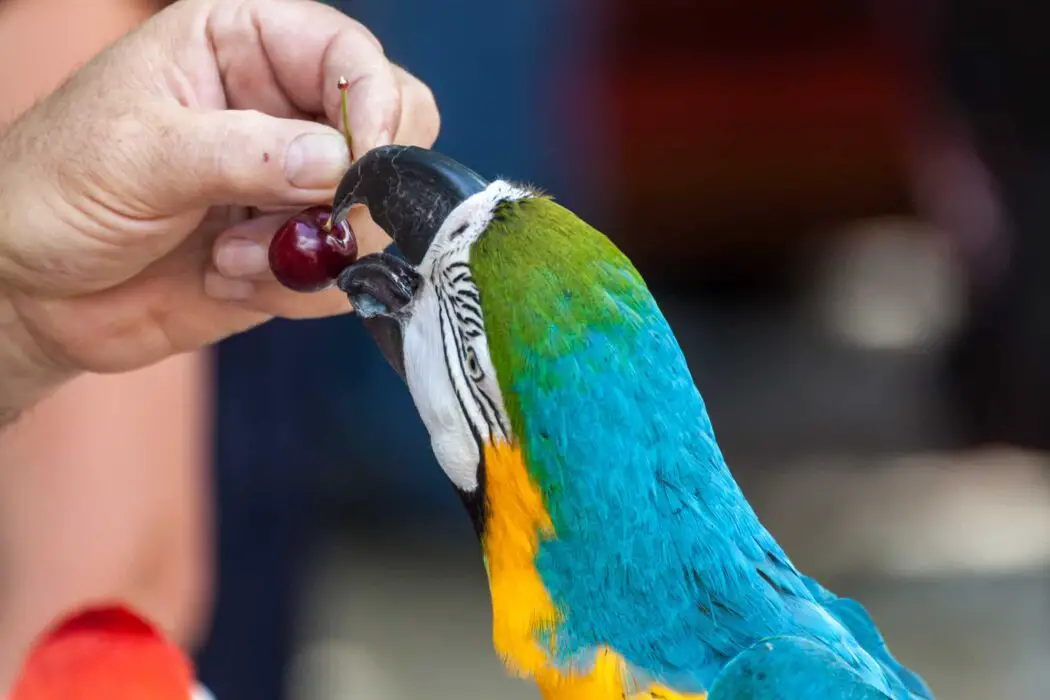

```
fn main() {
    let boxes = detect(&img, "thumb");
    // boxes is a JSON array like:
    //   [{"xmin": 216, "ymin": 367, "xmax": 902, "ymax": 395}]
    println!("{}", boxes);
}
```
[{"xmin": 160, "ymin": 107, "xmax": 351, "ymax": 211}]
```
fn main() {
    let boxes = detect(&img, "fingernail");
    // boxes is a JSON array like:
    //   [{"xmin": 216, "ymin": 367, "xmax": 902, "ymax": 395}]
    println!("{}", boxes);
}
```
[
  {"xmin": 205, "ymin": 270, "xmax": 255, "ymax": 301},
  {"xmin": 373, "ymin": 130, "xmax": 392, "ymax": 148},
  {"xmin": 285, "ymin": 133, "xmax": 350, "ymax": 189},
  {"xmin": 215, "ymin": 238, "xmax": 268, "ymax": 278}
]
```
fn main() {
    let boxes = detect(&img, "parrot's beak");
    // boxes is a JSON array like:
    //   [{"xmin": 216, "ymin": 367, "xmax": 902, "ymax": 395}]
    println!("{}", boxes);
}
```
[
  {"xmin": 332, "ymin": 146, "xmax": 489, "ymax": 380},
  {"xmin": 336, "ymin": 252, "xmax": 419, "ymax": 380},
  {"xmin": 328, "ymin": 145, "xmax": 489, "ymax": 265}
]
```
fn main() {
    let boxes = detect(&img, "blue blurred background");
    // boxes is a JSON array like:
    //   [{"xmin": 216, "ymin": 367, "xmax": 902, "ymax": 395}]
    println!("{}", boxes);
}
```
[{"xmin": 196, "ymin": 2, "xmax": 1050, "ymax": 699}]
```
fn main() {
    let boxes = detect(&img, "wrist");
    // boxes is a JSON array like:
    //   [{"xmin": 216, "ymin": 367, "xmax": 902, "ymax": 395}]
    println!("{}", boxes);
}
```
[
  {"xmin": 0, "ymin": 290, "xmax": 73, "ymax": 428},
  {"xmin": 0, "ymin": 146, "xmax": 76, "ymax": 426}
]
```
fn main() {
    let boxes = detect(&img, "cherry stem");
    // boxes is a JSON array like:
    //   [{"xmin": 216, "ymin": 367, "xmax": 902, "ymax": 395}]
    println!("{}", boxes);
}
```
[
  {"xmin": 338, "ymin": 76, "xmax": 352, "ymax": 159},
  {"xmin": 323, "ymin": 77, "xmax": 354, "ymax": 235}
]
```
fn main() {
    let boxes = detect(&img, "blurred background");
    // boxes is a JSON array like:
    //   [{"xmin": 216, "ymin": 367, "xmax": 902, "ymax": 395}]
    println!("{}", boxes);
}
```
[{"xmin": 4, "ymin": 0, "xmax": 1050, "ymax": 699}]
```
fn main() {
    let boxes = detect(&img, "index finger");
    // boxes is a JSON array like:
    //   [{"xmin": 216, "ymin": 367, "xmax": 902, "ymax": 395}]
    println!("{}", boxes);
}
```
[{"xmin": 209, "ymin": 0, "xmax": 400, "ymax": 153}]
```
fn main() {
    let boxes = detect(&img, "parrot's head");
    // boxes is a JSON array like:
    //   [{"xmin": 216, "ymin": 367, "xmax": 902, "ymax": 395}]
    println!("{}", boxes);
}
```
[{"xmin": 329, "ymin": 145, "xmax": 649, "ymax": 534}]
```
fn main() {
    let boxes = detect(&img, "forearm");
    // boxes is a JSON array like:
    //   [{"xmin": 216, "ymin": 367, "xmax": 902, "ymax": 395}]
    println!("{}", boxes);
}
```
[
  {"xmin": 0, "ymin": 353, "xmax": 213, "ymax": 685},
  {"xmin": 0, "ymin": 116, "xmax": 63, "ymax": 428},
  {"xmin": 0, "ymin": 202, "xmax": 75, "ymax": 425}
]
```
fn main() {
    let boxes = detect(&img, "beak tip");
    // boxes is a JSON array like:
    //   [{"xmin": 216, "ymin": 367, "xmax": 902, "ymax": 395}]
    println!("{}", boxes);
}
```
[{"xmin": 334, "ymin": 266, "xmax": 354, "ymax": 295}]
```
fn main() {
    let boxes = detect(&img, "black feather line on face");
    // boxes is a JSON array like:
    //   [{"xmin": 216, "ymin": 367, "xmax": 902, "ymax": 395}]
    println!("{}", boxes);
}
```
[
  {"xmin": 436, "ymin": 275, "xmax": 489, "ymax": 539},
  {"xmin": 361, "ymin": 316, "xmax": 407, "ymax": 380},
  {"xmin": 457, "ymin": 457, "xmax": 487, "ymax": 539}
]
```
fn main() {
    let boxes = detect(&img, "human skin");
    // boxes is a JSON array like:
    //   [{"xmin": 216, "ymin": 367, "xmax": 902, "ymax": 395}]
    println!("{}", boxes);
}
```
[
  {"xmin": 0, "ymin": 0, "xmax": 438, "ymax": 690},
  {"xmin": 0, "ymin": 0, "xmax": 212, "ymax": 689}
]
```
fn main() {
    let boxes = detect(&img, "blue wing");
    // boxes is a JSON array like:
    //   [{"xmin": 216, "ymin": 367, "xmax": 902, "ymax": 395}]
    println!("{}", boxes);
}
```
[
  {"xmin": 709, "ymin": 636, "xmax": 894, "ymax": 700},
  {"xmin": 509, "ymin": 253, "xmax": 933, "ymax": 698},
  {"xmin": 800, "ymin": 577, "xmax": 934, "ymax": 699}
]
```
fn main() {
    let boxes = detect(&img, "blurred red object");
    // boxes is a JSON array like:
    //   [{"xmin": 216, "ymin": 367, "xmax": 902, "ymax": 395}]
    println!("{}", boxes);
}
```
[
  {"xmin": 8, "ymin": 604, "xmax": 194, "ymax": 700},
  {"xmin": 599, "ymin": 0, "xmax": 920, "ymax": 267}
]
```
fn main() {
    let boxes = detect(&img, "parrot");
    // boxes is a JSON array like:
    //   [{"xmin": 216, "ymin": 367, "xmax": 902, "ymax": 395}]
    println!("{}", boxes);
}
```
[
  {"xmin": 8, "ymin": 602, "xmax": 215, "ymax": 700},
  {"xmin": 328, "ymin": 145, "xmax": 935, "ymax": 700}
]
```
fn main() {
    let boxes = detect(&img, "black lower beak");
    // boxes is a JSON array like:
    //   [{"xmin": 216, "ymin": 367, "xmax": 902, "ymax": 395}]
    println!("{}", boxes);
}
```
[
  {"xmin": 337, "ymin": 252, "xmax": 421, "ymax": 380},
  {"xmin": 337, "ymin": 252, "xmax": 420, "ymax": 320},
  {"xmin": 361, "ymin": 315, "xmax": 407, "ymax": 381}
]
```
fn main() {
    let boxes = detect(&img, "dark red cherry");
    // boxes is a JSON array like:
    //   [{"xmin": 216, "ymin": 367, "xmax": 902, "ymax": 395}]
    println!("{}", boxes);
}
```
[{"xmin": 268, "ymin": 205, "xmax": 358, "ymax": 292}]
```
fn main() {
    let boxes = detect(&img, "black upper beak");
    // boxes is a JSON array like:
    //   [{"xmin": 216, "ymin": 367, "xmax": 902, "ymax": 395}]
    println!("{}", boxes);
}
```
[{"xmin": 328, "ymin": 145, "xmax": 489, "ymax": 266}]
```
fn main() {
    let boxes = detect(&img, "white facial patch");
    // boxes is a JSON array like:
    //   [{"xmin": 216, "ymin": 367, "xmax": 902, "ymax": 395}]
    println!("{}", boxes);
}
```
[
  {"xmin": 417, "ymin": 180, "xmax": 534, "ymax": 277},
  {"xmin": 403, "ymin": 290, "xmax": 481, "ymax": 490},
  {"xmin": 399, "ymin": 180, "xmax": 531, "ymax": 492}
]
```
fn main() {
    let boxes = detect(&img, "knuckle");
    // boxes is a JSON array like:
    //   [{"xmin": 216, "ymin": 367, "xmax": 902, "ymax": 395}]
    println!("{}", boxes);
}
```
[
  {"xmin": 401, "ymin": 75, "xmax": 441, "ymax": 147},
  {"xmin": 209, "ymin": 110, "xmax": 271, "ymax": 194},
  {"xmin": 347, "ymin": 18, "xmax": 385, "ymax": 54}
]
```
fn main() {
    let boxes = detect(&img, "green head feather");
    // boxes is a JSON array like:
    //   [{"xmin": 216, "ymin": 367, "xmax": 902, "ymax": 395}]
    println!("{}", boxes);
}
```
[{"xmin": 469, "ymin": 196, "xmax": 653, "ymax": 471}]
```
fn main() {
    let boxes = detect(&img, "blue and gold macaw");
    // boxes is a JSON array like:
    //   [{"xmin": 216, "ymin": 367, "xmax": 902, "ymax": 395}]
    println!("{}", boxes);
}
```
[{"xmin": 329, "ymin": 145, "xmax": 935, "ymax": 700}]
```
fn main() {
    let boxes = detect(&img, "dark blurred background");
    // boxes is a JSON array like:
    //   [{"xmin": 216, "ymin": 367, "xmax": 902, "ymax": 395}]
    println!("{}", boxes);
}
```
[{"xmin": 198, "ymin": 1, "xmax": 1050, "ymax": 699}]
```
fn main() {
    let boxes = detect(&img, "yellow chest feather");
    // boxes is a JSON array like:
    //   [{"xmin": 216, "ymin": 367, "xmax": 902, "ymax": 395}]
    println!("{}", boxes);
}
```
[{"xmin": 479, "ymin": 441, "xmax": 706, "ymax": 700}]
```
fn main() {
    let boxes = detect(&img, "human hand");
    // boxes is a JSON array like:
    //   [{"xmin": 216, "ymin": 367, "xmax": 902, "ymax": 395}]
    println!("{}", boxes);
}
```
[{"xmin": 0, "ymin": 0, "xmax": 439, "ymax": 415}]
